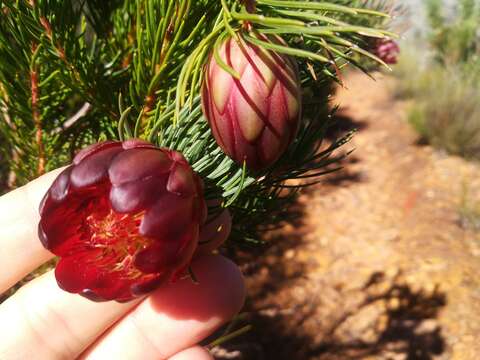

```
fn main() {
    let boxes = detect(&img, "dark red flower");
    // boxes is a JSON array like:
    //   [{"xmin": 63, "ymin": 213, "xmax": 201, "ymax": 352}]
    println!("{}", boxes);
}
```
[{"xmin": 39, "ymin": 140, "xmax": 206, "ymax": 302}]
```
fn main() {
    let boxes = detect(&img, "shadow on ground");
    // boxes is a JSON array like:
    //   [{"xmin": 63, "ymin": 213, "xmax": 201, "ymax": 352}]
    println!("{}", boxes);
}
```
[
  {"xmin": 213, "ymin": 186, "xmax": 446, "ymax": 359},
  {"xmin": 326, "ymin": 110, "xmax": 369, "ymax": 141},
  {"xmin": 317, "ymin": 110, "xmax": 368, "ymax": 189},
  {"xmin": 215, "ymin": 265, "xmax": 446, "ymax": 360},
  {"xmin": 212, "ymin": 106, "xmax": 447, "ymax": 359},
  {"xmin": 310, "ymin": 271, "xmax": 446, "ymax": 360}
]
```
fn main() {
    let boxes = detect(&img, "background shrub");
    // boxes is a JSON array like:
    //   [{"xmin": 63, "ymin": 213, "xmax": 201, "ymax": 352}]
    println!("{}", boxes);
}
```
[{"xmin": 394, "ymin": 0, "xmax": 480, "ymax": 159}]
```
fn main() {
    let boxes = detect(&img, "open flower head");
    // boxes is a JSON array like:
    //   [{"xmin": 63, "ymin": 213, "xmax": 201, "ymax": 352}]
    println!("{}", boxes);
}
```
[{"xmin": 38, "ymin": 140, "xmax": 206, "ymax": 302}]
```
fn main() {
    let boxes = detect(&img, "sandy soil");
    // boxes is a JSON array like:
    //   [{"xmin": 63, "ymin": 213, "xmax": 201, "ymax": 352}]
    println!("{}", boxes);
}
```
[{"xmin": 216, "ymin": 71, "xmax": 480, "ymax": 360}]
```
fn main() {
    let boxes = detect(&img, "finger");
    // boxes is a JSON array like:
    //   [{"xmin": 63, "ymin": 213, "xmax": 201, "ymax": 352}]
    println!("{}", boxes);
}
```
[
  {"xmin": 0, "ymin": 169, "xmax": 63, "ymax": 292},
  {"xmin": 168, "ymin": 346, "xmax": 213, "ymax": 360},
  {"xmin": 0, "ymin": 270, "xmax": 140, "ymax": 360},
  {"xmin": 81, "ymin": 255, "xmax": 245, "ymax": 360}
]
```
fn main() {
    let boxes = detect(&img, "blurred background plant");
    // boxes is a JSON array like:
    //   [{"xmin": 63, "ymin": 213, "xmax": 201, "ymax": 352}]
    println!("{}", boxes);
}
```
[
  {"xmin": 394, "ymin": 0, "xmax": 480, "ymax": 160},
  {"xmin": 459, "ymin": 179, "xmax": 480, "ymax": 231}
]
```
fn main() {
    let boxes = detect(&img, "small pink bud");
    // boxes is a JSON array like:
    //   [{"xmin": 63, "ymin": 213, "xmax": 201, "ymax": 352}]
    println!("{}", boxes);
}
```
[{"xmin": 374, "ymin": 39, "xmax": 400, "ymax": 65}]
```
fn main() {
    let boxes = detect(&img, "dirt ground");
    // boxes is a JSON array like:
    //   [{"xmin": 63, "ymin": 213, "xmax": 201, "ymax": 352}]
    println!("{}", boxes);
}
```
[{"xmin": 216, "ymin": 71, "xmax": 480, "ymax": 359}]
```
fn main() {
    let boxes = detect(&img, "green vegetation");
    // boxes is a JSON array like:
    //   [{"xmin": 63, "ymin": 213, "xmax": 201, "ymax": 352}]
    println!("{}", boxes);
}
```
[
  {"xmin": 394, "ymin": 0, "xmax": 480, "ymax": 160},
  {"xmin": 459, "ymin": 180, "xmax": 480, "ymax": 231}
]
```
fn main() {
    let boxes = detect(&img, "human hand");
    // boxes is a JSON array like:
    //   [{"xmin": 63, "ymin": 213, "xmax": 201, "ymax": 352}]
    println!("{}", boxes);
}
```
[{"xmin": 0, "ymin": 169, "xmax": 245, "ymax": 359}]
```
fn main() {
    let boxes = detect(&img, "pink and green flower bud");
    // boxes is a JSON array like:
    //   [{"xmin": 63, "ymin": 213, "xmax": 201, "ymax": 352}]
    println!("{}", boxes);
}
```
[{"xmin": 201, "ymin": 34, "xmax": 302, "ymax": 171}]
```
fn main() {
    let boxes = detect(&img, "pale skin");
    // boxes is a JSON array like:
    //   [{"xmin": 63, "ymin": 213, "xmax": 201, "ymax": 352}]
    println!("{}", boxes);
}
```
[{"xmin": 0, "ymin": 169, "xmax": 246, "ymax": 360}]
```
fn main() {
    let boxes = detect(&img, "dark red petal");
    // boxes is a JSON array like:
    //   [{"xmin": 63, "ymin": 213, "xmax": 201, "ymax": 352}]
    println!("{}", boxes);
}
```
[
  {"xmin": 130, "ymin": 274, "xmax": 167, "ymax": 296},
  {"xmin": 73, "ymin": 141, "xmax": 121, "ymax": 165},
  {"xmin": 37, "ymin": 220, "xmax": 49, "ymax": 249},
  {"xmin": 40, "ymin": 185, "xmax": 110, "ymax": 255},
  {"xmin": 49, "ymin": 166, "xmax": 73, "ymax": 202},
  {"xmin": 80, "ymin": 289, "xmax": 107, "ymax": 302},
  {"xmin": 55, "ymin": 252, "xmax": 102, "ymax": 293},
  {"xmin": 57, "ymin": 252, "xmax": 137, "ymax": 301},
  {"xmin": 38, "ymin": 192, "xmax": 51, "ymax": 218},
  {"xmin": 39, "ymin": 167, "xmax": 72, "ymax": 218},
  {"xmin": 133, "ymin": 241, "xmax": 181, "ymax": 274},
  {"xmin": 110, "ymin": 176, "xmax": 167, "ymax": 213},
  {"xmin": 134, "ymin": 224, "xmax": 198, "ymax": 274},
  {"xmin": 167, "ymin": 163, "xmax": 196, "ymax": 196},
  {"xmin": 122, "ymin": 139, "xmax": 156, "ymax": 150},
  {"xmin": 87, "ymin": 272, "xmax": 133, "ymax": 301},
  {"xmin": 168, "ymin": 149, "xmax": 188, "ymax": 164},
  {"xmin": 71, "ymin": 147, "xmax": 123, "ymax": 188},
  {"xmin": 38, "ymin": 203, "xmax": 85, "ymax": 254},
  {"xmin": 108, "ymin": 149, "xmax": 172, "ymax": 186},
  {"xmin": 140, "ymin": 193, "xmax": 194, "ymax": 239},
  {"xmin": 173, "ymin": 224, "xmax": 199, "ymax": 271}
]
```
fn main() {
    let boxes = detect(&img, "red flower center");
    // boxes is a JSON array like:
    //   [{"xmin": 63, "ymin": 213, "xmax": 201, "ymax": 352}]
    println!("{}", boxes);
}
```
[
  {"xmin": 51, "ymin": 183, "xmax": 159, "ymax": 301},
  {"xmin": 76, "ymin": 188, "xmax": 153, "ymax": 282}
]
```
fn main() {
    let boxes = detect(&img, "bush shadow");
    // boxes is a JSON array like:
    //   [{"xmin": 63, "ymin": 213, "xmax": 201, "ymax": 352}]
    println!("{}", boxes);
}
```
[
  {"xmin": 310, "ymin": 271, "xmax": 447, "ymax": 360},
  {"xmin": 230, "ymin": 198, "xmax": 309, "ymax": 296},
  {"xmin": 215, "ymin": 268, "xmax": 447, "ymax": 360},
  {"xmin": 307, "ymin": 109, "xmax": 370, "ymax": 191},
  {"xmin": 326, "ymin": 109, "xmax": 369, "ymax": 141}
]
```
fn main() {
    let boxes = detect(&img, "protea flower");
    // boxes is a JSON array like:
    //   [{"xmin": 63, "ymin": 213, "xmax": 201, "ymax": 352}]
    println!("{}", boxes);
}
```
[
  {"xmin": 374, "ymin": 39, "xmax": 400, "ymax": 65},
  {"xmin": 38, "ymin": 139, "xmax": 206, "ymax": 302},
  {"xmin": 201, "ymin": 34, "xmax": 302, "ymax": 171}
]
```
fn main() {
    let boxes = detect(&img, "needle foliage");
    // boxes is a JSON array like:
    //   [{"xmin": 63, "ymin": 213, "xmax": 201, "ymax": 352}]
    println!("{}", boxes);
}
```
[{"xmin": 0, "ymin": 0, "xmax": 395, "ymax": 245}]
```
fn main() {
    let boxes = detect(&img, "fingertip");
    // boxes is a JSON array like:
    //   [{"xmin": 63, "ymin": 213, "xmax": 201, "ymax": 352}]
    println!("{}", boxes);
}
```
[
  {"xmin": 81, "ymin": 255, "xmax": 245, "ymax": 360},
  {"xmin": 0, "ymin": 167, "xmax": 66, "ymax": 293},
  {"xmin": 147, "ymin": 254, "xmax": 245, "ymax": 323},
  {"xmin": 190, "ymin": 254, "xmax": 246, "ymax": 319}
]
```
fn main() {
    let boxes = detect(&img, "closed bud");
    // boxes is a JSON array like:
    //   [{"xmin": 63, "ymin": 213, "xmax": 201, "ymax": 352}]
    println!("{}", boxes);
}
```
[{"xmin": 202, "ymin": 34, "xmax": 302, "ymax": 171}]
